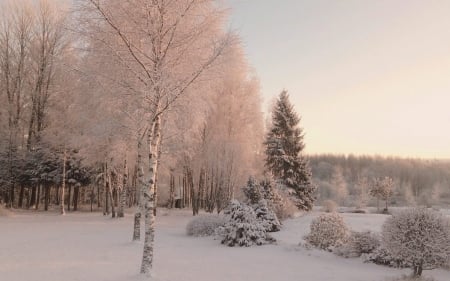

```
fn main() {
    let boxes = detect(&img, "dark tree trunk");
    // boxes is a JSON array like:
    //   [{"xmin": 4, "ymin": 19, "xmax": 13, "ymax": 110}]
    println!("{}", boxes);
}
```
[
  {"xmin": 97, "ymin": 185, "xmax": 100, "ymax": 208},
  {"xmin": 9, "ymin": 184, "xmax": 15, "ymax": 208},
  {"xmin": 18, "ymin": 186, "xmax": 24, "ymax": 208},
  {"xmin": 90, "ymin": 187, "xmax": 95, "ymax": 212},
  {"xmin": 73, "ymin": 186, "xmax": 79, "ymax": 211},
  {"xmin": 56, "ymin": 186, "xmax": 60, "ymax": 205},
  {"xmin": 35, "ymin": 185, "xmax": 41, "ymax": 210},
  {"xmin": 44, "ymin": 185, "xmax": 50, "ymax": 211},
  {"xmin": 67, "ymin": 185, "xmax": 72, "ymax": 211},
  {"xmin": 29, "ymin": 186, "xmax": 37, "ymax": 208},
  {"xmin": 413, "ymin": 264, "xmax": 423, "ymax": 276},
  {"xmin": 168, "ymin": 173, "xmax": 175, "ymax": 209}
]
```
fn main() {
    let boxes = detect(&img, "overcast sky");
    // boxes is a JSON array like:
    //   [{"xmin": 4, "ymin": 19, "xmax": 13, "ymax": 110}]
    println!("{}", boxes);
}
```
[{"xmin": 227, "ymin": 0, "xmax": 450, "ymax": 159}]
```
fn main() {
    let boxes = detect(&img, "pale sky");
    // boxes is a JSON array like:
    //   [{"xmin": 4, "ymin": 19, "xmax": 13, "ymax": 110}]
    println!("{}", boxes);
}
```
[{"xmin": 228, "ymin": 0, "xmax": 450, "ymax": 159}]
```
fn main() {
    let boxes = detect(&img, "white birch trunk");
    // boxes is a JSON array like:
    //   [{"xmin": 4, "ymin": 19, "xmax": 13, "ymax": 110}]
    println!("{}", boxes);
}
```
[
  {"xmin": 118, "ymin": 160, "xmax": 127, "ymax": 218},
  {"xmin": 60, "ymin": 148, "xmax": 66, "ymax": 215},
  {"xmin": 140, "ymin": 116, "xmax": 161, "ymax": 274},
  {"xmin": 133, "ymin": 139, "xmax": 145, "ymax": 241}
]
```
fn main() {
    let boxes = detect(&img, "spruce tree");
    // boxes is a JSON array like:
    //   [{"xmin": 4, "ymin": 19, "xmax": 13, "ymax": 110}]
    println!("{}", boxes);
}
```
[{"xmin": 264, "ymin": 90, "xmax": 316, "ymax": 211}]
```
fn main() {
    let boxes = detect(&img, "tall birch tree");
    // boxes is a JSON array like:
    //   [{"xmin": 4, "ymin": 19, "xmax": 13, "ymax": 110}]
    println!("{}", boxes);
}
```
[{"xmin": 76, "ymin": 0, "xmax": 231, "ymax": 274}]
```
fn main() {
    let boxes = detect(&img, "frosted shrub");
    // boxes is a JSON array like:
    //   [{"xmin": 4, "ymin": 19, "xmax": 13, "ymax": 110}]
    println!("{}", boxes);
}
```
[
  {"xmin": 334, "ymin": 231, "xmax": 380, "ymax": 258},
  {"xmin": 363, "ymin": 246, "xmax": 408, "ymax": 268},
  {"xmin": 381, "ymin": 208, "xmax": 450, "ymax": 276},
  {"xmin": 216, "ymin": 200, "xmax": 275, "ymax": 247},
  {"xmin": 186, "ymin": 215, "xmax": 226, "ymax": 237},
  {"xmin": 304, "ymin": 213, "xmax": 348, "ymax": 250},
  {"xmin": 254, "ymin": 199, "xmax": 281, "ymax": 232},
  {"xmin": 322, "ymin": 199, "xmax": 338, "ymax": 213}
]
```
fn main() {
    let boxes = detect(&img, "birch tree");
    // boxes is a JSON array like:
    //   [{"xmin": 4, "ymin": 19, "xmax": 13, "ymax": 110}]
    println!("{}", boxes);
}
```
[{"xmin": 76, "ymin": 0, "xmax": 231, "ymax": 274}]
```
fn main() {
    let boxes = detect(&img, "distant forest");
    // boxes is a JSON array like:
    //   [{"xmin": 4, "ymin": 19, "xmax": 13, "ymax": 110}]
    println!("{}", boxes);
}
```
[{"xmin": 308, "ymin": 154, "xmax": 450, "ymax": 207}]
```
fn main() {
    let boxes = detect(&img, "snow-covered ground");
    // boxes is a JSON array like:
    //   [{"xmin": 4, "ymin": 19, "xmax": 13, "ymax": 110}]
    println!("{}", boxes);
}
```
[{"xmin": 0, "ymin": 209, "xmax": 449, "ymax": 281}]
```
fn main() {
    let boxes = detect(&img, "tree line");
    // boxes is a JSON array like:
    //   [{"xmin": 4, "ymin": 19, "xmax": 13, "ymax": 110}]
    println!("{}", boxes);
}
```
[{"xmin": 309, "ymin": 154, "xmax": 450, "ymax": 207}]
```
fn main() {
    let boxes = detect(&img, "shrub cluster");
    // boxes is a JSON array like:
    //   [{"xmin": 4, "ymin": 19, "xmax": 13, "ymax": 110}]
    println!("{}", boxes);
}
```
[
  {"xmin": 334, "ymin": 231, "xmax": 380, "ymax": 258},
  {"xmin": 304, "ymin": 212, "xmax": 348, "ymax": 250}
]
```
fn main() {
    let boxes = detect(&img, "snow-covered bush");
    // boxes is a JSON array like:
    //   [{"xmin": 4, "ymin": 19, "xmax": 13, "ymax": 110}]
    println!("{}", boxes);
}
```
[
  {"xmin": 322, "ymin": 199, "xmax": 338, "ymax": 213},
  {"xmin": 254, "ymin": 199, "xmax": 281, "ymax": 232},
  {"xmin": 334, "ymin": 231, "xmax": 379, "ymax": 258},
  {"xmin": 362, "ymin": 246, "xmax": 408, "ymax": 268},
  {"xmin": 381, "ymin": 208, "xmax": 450, "ymax": 276},
  {"xmin": 216, "ymin": 200, "xmax": 275, "ymax": 247},
  {"xmin": 304, "ymin": 213, "xmax": 348, "ymax": 250},
  {"xmin": 186, "ymin": 214, "xmax": 226, "ymax": 237}
]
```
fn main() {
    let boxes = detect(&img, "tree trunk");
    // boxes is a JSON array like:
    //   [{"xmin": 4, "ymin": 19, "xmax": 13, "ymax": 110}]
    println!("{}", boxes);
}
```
[
  {"xmin": 104, "ymin": 162, "xmax": 110, "ymax": 215},
  {"xmin": 44, "ymin": 185, "xmax": 50, "ymax": 211},
  {"xmin": 413, "ymin": 264, "xmax": 423, "ymax": 276},
  {"xmin": 18, "ymin": 186, "xmax": 24, "ymax": 208},
  {"xmin": 90, "ymin": 186, "xmax": 95, "ymax": 212},
  {"xmin": 29, "ymin": 186, "xmax": 37, "ymax": 208},
  {"xmin": 168, "ymin": 173, "xmax": 175, "ymax": 209},
  {"xmin": 61, "ymin": 149, "xmax": 66, "ymax": 215},
  {"xmin": 97, "ymin": 183, "xmax": 101, "ymax": 208},
  {"xmin": 73, "ymin": 186, "xmax": 79, "ymax": 211},
  {"xmin": 152, "ymin": 142, "xmax": 162, "ymax": 216},
  {"xmin": 140, "ymin": 116, "xmax": 161, "ymax": 275},
  {"xmin": 118, "ymin": 160, "xmax": 127, "ymax": 218},
  {"xmin": 68, "ymin": 185, "xmax": 72, "ymax": 212},
  {"xmin": 109, "ymin": 172, "xmax": 115, "ymax": 218},
  {"xmin": 9, "ymin": 184, "xmax": 15, "ymax": 208},
  {"xmin": 133, "ymin": 139, "xmax": 144, "ymax": 241},
  {"xmin": 35, "ymin": 185, "xmax": 41, "ymax": 210}
]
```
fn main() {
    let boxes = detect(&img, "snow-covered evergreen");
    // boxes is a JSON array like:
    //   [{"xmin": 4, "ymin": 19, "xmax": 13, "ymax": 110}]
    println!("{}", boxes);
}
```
[
  {"xmin": 216, "ymin": 200, "xmax": 275, "ymax": 247},
  {"xmin": 264, "ymin": 91, "xmax": 316, "ymax": 211},
  {"xmin": 242, "ymin": 176, "xmax": 264, "ymax": 205},
  {"xmin": 253, "ymin": 199, "xmax": 281, "ymax": 232},
  {"xmin": 381, "ymin": 208, "xmax": 450, "ymax": 276},
  {"xmin": 242, "ymin": 177, "xmax": 281, "ymax": 231}
]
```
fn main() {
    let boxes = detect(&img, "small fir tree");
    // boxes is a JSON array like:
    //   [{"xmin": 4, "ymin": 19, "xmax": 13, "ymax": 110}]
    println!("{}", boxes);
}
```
[
  {"xmin": 242, "ymin": 176, "xmax": 263, "ymax": 204},
  {"xmin": 242, "ymin": 177, "xmax": 281, "ymax": 232},
  {"xmin": 264, "ymin": 90, "xmax": 316, "ymax": 211},
  {"xmin": 254, "ymin": 199, "xmax": 281, "ymax": 232},
  {"xmin": 216, "ymin": 200, "xmax": 275, "ymax": 247}
]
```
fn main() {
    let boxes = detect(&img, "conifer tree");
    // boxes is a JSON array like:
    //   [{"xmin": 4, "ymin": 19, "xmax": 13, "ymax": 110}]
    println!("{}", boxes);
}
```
[{"xmin": 264, "ymin": 90, "xmax": 316, "ymax": 211}]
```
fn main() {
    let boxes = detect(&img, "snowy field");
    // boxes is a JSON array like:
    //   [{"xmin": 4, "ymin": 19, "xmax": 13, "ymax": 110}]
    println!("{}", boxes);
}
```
[{"xmin": 0, "ymin": 209, "xmax": 449, "ymax": 281}]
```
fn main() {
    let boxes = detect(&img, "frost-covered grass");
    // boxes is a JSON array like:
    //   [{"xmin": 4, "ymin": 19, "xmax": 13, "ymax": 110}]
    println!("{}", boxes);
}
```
[
  {"xmin": 0, "ymin": 208, "xmax": 448, "ymax": 281},
  {"xmin": 186, "ymin": 214, "xmax": 226, "ymax": 236}
]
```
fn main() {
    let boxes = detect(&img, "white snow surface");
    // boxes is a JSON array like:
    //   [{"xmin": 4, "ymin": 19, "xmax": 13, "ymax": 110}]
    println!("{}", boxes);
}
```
[{"xmin": 0, "ymin": 209, "xmax": 449, "ymax": 281}]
